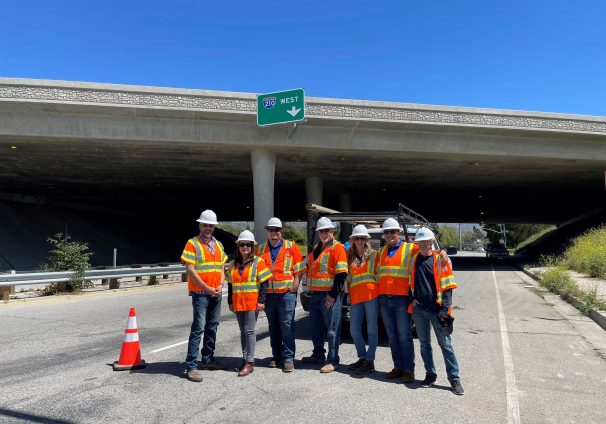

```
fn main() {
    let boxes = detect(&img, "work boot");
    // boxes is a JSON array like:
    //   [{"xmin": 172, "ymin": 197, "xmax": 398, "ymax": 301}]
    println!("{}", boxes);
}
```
[
  {"xmin": 238, "ymin": 362, "xmax": 254, "ymax": 377},
  {"xmin": 385, "ymin": 368, "xmax": 404, "ymax": 379},
  {"xmin": 420, "ymin": 373, "xmax": 437, "ymax": 388},
  {"xmin": 355, "ymin": 359, "xmax": 375, "ymax": 374},
  {"xmin": 320, "ymin": 363, "xmax": 337, "ymax": 373},
  {"xmin": 402, "ymin": 370, "xmax": 416, "ymax": 383},
  {"xmin": 301, "ymin": 355, "xmax": 325, "ymax": 364},
  {"xmin": 450, "ymin": 379, "xmax": 465, "ymax": 395},
  {"xmin": 200, "ymin": 360, "xmax": 226, "ymax": 371},
  {"xmin": 347, "ymin": 358, "xmax": 365, "ymax": 370},
  {"xmin": 268, "ymin": 357, "xmax": 283, "ymax": 368},
  {"xmin": 186, "ymin": 369, "xmax": 203, "ymax": 382},
  {"xmin": 282, "ymin": 362, "xmax": 295, "ymax": 373}
]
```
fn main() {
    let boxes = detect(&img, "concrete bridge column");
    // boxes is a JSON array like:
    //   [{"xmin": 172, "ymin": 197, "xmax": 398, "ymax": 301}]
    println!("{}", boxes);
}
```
[
  {"xmin": 339, "ymin": 193, "xmax": 353, "ymax": 241},
  {"xmin": 305, "ymin": 177, "xmax": 323, "ymax": 246},
  {"xmin": 251, "ymin": 149, "xmax": 276, "ymax": 244}
]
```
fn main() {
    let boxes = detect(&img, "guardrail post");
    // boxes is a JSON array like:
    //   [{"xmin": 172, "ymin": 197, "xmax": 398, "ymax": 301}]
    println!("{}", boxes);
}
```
[
  {"xmin": 109, "ymin": 278, "xmax": 119, "ymax": 289},
  {"xmin": 160, "ymin": 262, "xmax": 169, "ymax": 280},
  {"xmin": 1, "ymin": 286, "xmax": 10, "ymax": 303},
  {"xmin": 132, "ymin": 264, "xmax": 143, "ymax": 282},
  {"xmin": 98, "ymin": 266, "xmax": 109, "ymax": 285},
  {"xmin": 181, "ymin": 273, "xmax": 188, "ymax": 282}
]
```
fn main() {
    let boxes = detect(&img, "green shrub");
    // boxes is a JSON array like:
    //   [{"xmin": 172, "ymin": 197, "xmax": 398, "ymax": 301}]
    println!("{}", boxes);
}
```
[
  {"xmin": 578, "ymin": 286, "xmax": 606, "ymax": 316},
  {"xmin": 539, "ymin": 266, "xmax": 581, "ymax": 298},
  {"xmin": 563, "ymin": 226, "xmax": 606, "ymax": 278},
  {"xmin": 43, "ymin": 233, "xmax": 93, "ymax": 293}
]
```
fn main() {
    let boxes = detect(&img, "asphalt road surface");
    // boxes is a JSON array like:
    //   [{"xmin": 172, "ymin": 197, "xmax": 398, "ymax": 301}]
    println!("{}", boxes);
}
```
[{"xmin": 1, "ymin": 255, "xmax": 605, "ymax": 424}]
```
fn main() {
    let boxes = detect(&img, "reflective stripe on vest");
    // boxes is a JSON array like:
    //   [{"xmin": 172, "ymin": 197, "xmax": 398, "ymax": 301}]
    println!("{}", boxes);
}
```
[
  {"xmin": 308, "ymin": 242, "xmax": 343, "ymax": 291},
  {"xmin": 191, "ymin": 237, "xmax": 224, "ymax": 274}
]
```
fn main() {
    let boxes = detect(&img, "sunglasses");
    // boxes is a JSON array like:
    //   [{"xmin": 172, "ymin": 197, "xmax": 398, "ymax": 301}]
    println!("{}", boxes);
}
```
[
  {"xmin": 319, "ymin": 229, "xmax": 332, "ymax": 233},
  {"xmin": 267, "ymin": 228, "xmax": 281, "ymax": 232},
  {"xmin": 201, "ymin": 224, "xmax": 215, "ymax": 228},
  {"xmin": 383, "ymin": 230, "xmax": 399, "ymax": 235},
  {"xmin": 352, "ymin": 237, "xmax": 367, "ymax": 242},
  {"xmin": 239, "ymin": 243, "xmax": 253, "ymax": 248}
]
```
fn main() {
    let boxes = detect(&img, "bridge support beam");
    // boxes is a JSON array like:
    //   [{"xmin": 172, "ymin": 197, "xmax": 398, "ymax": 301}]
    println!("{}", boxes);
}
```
[
  {"xmin": 305, "ymin": 177, "xmax": 323, "ymax": 245},
  {"xmin": 251, "ymin": 149, "xmax": 276, "ymax": 244}
]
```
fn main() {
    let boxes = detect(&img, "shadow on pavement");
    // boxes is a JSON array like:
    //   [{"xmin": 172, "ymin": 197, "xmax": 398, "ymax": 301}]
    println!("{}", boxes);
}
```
[{"xmin": 0, "ymin": 407, "xmax": 76, "ymax": 424}]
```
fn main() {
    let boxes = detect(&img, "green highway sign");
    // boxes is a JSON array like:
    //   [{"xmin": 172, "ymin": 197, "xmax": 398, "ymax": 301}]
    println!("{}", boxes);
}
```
[{"xmin": 257, "ymin": 88, "xmax": 305, "ymax": 127}]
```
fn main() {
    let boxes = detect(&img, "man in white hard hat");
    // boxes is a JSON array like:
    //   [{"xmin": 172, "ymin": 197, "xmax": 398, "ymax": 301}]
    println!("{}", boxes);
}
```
[
  {"xmin": 409, "ymin": 227, "xmax": 463, "ymax": 395},
  {"xmin": 302, "ymin": 216, "xmax": 348, "ymax": 373},
  {"xmin": 377, "ymin": 218, "xmax": 448, "ymax": 383},
  {"xmin": 255, "ymin": 217, "xmax": 306, "ymax": 372},
  {"xmin": 180, "ymin": 209, "xmax": 228, "ymax": 382}
]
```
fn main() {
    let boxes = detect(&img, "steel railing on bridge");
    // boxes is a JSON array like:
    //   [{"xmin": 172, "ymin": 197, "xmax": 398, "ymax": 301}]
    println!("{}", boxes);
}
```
[{"xmin": 0, "ymin": 263, "xmax": 187, "ymax": 302}]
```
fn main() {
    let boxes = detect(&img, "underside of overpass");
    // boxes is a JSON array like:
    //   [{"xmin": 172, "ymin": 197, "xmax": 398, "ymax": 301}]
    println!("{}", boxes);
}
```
[{"xmin": 1, "ymin": 79, "xmax": 605, "ymax": 268}]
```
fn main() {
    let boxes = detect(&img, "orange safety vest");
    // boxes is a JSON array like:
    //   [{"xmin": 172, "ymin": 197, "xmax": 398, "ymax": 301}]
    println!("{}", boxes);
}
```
[
  {"xmin": 256, "ymin": 240, "xmax": 306, "ymax": 294},
  {"xmin": 180, "ymin": 236, "xmax": 227, "ymax": 292},
  {"xmin": 227, "ymin": 257, "xmax": 272, "ymax": 312},
  {"xmin": 348, "ymin": 250, "xmax": 379, "ymax": 304},
  {"xmin": 306, "ymin": 241, "xmax": 348, "ymax": 291},
  {"xmin": 409, "ymin": 251, "xmax": 457, "ymax": 314},
  {"xmin": 377, "ymin": 242, "xmax": 418, "ymax": 296}
]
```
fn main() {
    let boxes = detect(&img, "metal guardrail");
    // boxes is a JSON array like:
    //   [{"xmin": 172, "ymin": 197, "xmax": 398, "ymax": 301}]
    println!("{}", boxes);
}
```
[{"xmin": 0, "ymin": 264, "xmax": 186, "ymax": 287}]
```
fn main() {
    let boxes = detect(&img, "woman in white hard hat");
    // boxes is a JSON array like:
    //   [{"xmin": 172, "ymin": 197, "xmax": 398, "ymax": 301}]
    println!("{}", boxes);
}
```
[
  {"xmin": 346, "ymin": 224, "xmax": 379, "ymax": 374},
  {"xmin": 227, "ymin": 230, "xmax": 273, "ymax": 377}
]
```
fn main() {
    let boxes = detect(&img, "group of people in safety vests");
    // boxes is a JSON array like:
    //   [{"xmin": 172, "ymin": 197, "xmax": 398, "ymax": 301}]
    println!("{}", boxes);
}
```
[{"xmin": 180, "ymin": 209, "xmax": 464, "ymax": 395}]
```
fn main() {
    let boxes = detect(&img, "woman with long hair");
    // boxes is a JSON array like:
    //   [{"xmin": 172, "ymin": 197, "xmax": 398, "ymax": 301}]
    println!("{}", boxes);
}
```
[
  {"xmin": 227, "ymin": 230, "xmax": 272, "ymax": 377},
  {"xmin": 346, "ymin": 224, "xmax": 379, "ymax": 374}
]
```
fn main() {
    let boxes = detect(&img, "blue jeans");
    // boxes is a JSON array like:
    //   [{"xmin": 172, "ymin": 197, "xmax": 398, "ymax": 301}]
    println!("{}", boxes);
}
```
[
  {"xmin": 379, "ymin": 295, "xmax": 414, "ymax": 371},
  {"xmin": 349, "ymin": 297, "xmax": 379, "ymax": 361},
  {"xmin": 309, "ymin": 291, "xmax": 342, "ymax": 364},
  {"xmin": 185, "ymin": 293, "xmax": 222, "ymax": 371},
  {"xmin": 413, "ymin": 306, "xmax": 460, "ymax": 380},
  {"xmin": 265, "ymin": 291, "xmax": 297, "ymax": 364}
]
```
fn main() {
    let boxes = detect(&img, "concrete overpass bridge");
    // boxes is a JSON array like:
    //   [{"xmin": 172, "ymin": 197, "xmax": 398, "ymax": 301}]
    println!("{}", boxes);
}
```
[{"xmin": 1, "ymin": 78, "xmax": 605, "ymax": 266}]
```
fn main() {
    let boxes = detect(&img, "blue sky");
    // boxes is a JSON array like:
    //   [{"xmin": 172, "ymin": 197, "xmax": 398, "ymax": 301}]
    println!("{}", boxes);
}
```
[{"xmin": 1, "ymin": 1, "xmax": 605, "ymax": 116}]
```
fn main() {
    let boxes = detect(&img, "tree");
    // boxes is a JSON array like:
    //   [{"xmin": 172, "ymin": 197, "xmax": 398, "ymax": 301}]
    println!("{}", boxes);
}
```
[
  {"xmin": 283, "ymin": 225, "xmax": 306, "ymax": 245},
  {"xmin": 436, "ymin": 225, "xmax": 459, "ymax": 247}
]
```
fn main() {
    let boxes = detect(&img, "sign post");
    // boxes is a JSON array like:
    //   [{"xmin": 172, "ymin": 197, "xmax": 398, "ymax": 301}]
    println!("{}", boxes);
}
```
[{"xmin": 257, "ymin": 88, "xmax": 305, "ymax": 127}]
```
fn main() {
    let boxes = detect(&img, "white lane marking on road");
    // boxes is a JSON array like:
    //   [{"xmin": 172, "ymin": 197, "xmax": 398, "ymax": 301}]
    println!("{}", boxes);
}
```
[
  {"xmin": 492, "ymin": 265, "xmax": 521, "ymax": 424},
  {"xmin": 150, "ymin": 305, "xmax": 304, "ymax": 353},
  {"xmin": 150, "ymin": 340, "xmax": 188, "ymax": 354}
]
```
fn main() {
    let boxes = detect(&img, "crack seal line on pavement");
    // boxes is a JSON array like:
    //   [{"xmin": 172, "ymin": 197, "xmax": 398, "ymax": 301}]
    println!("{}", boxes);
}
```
[
  {"xmin": 149, "ymin": 306, "xmax": 303, "ymax": 354},
  {"xmin": 492, "ymin": 265, "xmax": 521, "ymax": 424}
]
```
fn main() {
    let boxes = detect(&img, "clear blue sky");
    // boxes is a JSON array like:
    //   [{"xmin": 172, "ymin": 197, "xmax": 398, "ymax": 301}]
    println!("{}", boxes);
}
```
[{"xmin": 1, "ymin": 1, "xmax": 605, "ymax": 116}]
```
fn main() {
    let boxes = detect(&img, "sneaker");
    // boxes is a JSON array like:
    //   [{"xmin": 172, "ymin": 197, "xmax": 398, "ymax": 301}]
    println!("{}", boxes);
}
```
[
  {"xmin": 450, "ymin": 379, "xmax": 465, "ymax": 395},
  {"xmin": 185, "ymin": 369, "xmax": 203, "ymax": 382},
  {"xmin": 385, "ymin": 368, "xmax": 404, "ymax": 379},
  {"xmin": 320, "ymin": 363, "xmax": 338, "ymax": 373},
  {"xmin": 420, "ymin": 373, "xmax": 437, "ymax": 388},
  {"xmin": 282, "ymin": 362, "xmax": 295, "ymax": 373},
  {"xmin": 355, "ymin": 359, "xmax": 375, "ymax": 374},
  {"xmin": 402, "ymin": 370, "xmax": 416, "ymax": 383},
  {"xmin": 200, "ymin": 360, "xmax": 226, "ymax": 371},
  {"xmin": 348, "ymin": 358, "xmax": 366, "ymax": 370},
  {"xmin": 301, "ymin": 355, "xmax": 325, "ymax": 364}
]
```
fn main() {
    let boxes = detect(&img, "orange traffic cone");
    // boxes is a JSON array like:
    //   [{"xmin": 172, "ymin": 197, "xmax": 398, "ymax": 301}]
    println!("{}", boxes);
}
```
[{"xmin": 113, "ymin": 307, "xmax": 146, "ymax": 371}]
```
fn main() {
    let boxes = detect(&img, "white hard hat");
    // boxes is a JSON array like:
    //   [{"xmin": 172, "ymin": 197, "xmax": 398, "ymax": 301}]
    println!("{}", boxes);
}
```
[
  {"xmin": 315, "ymin": 216, "xmax": 336, "ymax": 231},
  {"xmin": 382, "ymin": 218, "xmax": 403, "ymax": 232},
  {"xmin": 265, "ymin": 217, "xmax": 283, "ymax": 229},
  {"xmin": 414, "ymin": 227, "xmax": 435, "ymax": 241},
  {"xmin": 196, "ymin": 209, "xmax": 218, "ymax": 225},
  {"xmin": 350, "ymin": 224, "xmax": 370, "ymax": 238},
  {"xmin": 236, "ymin": 230, "xmax": 257, "ymax": 245}
]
